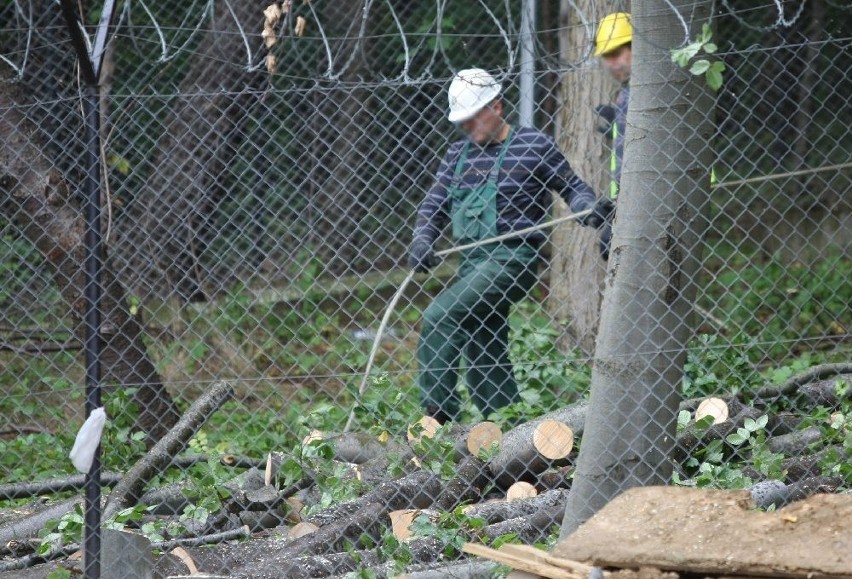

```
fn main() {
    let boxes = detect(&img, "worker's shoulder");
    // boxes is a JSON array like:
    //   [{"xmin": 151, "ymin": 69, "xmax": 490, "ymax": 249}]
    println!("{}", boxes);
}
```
[{"xmin": 511, "ymin": 126, "xmax": 558, "ymax": 151}]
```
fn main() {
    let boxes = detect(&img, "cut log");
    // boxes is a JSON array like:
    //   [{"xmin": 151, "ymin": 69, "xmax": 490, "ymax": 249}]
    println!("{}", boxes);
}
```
[
  {"xmin": 277, "ymin": 502, "xmax": 387, "ymax": 559},
  {"xmin": 306, "ymin": 469, "xmax": 442, "ymax": 527},
  {"xmin": 782, "ymin": 445, "xmax": 848, "ymax": 483},
  {"xmin": 466, "ymin": 421, "xmax": 503, "ymax": 456},
  {"xmin": 150, "ymin": 525, "xmax": 249, "ymax": 550},
  {"xmin": 407, "ymin": 416, "xmax": 441, "ymax": 443},
  {"xmin": 239, "ymin": 509, "xmax": 288, "ymax": 532},
  {"xmin": 694, "ymin": 397, "xmax": 729, "ymax": 424},
  {"xmin": 0, "ymin": 472, "xmax": 122, "ymax": 500},
  {"xmin": 488, "ymin": 402, "xmax": 587, "ymax": 487},
  {"xmin": 673, "ymin": 405, "xmax": 763, "ymax": 463},
  {"xmin": 433, "ymin": 455, "xmax": 489, "ymax": 511},
  {"xmin": 463, "ymin": 489, "xmax": 569, "ymax": 524},
  {"xmin": 0, "ymin": 496, "xmax": 81, "ymax": 546},
  {"xmin": 766, "ymin": 426, "xmax": 823, "ymax": 456},
  {"xmin": 480, "ymin": 503, "xmax": 566, "ymax": 544},
  {"xmin": 750, "ymin": 364, "xmax": 852, "ymax": 403},
  {"xmin": 537, "ymin": 466, "xmax": 574, "ymax": 492},
  {"xmin": 506, "ymin": 481, "xmax": 538, "ymax": 502},
  {"xmin": 168, "ymin": 546, "xmax": 198, "ymax": 575},
  {"xmin": 104, "ymin": 381, "xmax": 234, "ymax": 520}
]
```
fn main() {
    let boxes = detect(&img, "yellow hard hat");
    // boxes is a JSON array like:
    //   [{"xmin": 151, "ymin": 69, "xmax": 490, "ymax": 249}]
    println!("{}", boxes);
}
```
[{"xmin": 594, "ymin": 12, "xmax": 633, "ymax": 57}]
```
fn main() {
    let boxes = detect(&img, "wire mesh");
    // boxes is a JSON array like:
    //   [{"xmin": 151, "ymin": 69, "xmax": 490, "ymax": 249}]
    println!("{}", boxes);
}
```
[{"xmin": 1, "ymin": 0, "xmax": 850, "ymax": 577}]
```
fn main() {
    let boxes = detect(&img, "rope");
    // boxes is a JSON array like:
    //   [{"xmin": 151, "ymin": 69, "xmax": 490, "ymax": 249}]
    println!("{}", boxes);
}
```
[
  {"xmin": 342, "ymin": 207, "xmax": 592, "ymax": 432},
  {"xmin": 711, "ymin": 162, "xmax": 852, "ymax": 189}
]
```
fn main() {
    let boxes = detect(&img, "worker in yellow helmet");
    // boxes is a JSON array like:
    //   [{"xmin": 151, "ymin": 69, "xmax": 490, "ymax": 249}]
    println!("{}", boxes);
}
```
[{"xmin": 593, "ymin": 12, "xmax": 632, "ymax": 260}]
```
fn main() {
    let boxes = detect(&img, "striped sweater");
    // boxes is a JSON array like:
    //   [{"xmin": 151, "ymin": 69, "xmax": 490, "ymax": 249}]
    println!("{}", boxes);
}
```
[{"xmin": 413, "ymin": 126, "xmax": 598, "ymax": 246}]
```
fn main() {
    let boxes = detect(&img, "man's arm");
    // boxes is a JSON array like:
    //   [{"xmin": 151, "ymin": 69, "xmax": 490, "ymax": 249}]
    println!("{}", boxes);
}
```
[{"xmin": 412, "ymin": 143, "xmax": 458, "ymax": 245}]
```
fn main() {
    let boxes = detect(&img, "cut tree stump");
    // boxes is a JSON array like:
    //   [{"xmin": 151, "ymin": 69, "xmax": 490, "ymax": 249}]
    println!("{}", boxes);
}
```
[
  {"xmin": 466, "ymin": 421, "xmax": 503, "ymax": 456},
  {"xmin": 506, "ymin": 481, "xmax": 538, "ymax": 502},
  {"xmin": 407, "ymin": 416, "xmax": 441, "ymax": 443},
  {"xmin": 533, "ymin": 420, "xmax": 574, "ymax": 460},
  {"xmin": 694, "ymin": 397, "xmax": 729, "ymax": 424},
  {"xmin": 554, "ymin": 486, "xmax": 852, "ymax": 579}
]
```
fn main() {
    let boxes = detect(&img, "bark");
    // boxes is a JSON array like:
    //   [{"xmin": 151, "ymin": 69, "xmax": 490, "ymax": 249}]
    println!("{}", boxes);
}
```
[
  {"xmin": 150, "ymin": 525, "xmax": 249, "ymax": 551},
  {"xmin": 464, "ymin": 489, "xmax": 570, "ymax": 524},
  {"xmin": 433, "ymin": 455, "xmax": 490, "ymax": 511},
  {"xmin": 673, "ymin": 406, "xmax": 763, "ymax": 463},
  {"xmin": 781, "ymin": 445, "xmax": 848, "ymax": 483},
  {"xmin": 561, "ymin": 0, "xmax": 715, "ymax": 537},
  {"xmin": 481, "ymin": 503, "xmax": 566, "ymax": 544},
  {"xmin": 765, "ymin": 426, "xmax": 824, "ymax": 456},
  {"xmin": 749, "ymin": 364, "xmax": 852, "ymax": 402},
  {"xmin": 0, "ymin": 497, "xmax": 81, "ymax": 546},
  {"xmin": 278, "ymin": 502, "xmax": 387, "ymax": 559},
  {"xmin": 114, "ymin": 0, "xmax": 268, "ymax": 301},
  {"xmin": 550, "ymin": 0, "xmax": 618, "ymax": 356},
  {"xmin": 0, "ymin": 472, "xmax": 122, "ymax": 500},
  {"xmin": 104, "ymin": 381, "xmax": 234, "ymax": 519},
  {"xmin": 489, "ymin": 402, "xmax": 587, "ymax": 487},
  {"xmin": 305, "ymin": 469, "xmax": 442, "ymax": 528},
  {"xmin": 0, "ymin": 61, "xmax": 180, "ymax": 443}
]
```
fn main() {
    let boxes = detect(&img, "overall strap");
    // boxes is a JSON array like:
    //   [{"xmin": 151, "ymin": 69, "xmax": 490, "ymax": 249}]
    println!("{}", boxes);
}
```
[
  {"xmin": 449, "ymin": 141, "xmax": 472, "ymax": 191},
  {"xmin": 488, "ymin": 127, "xmax": 515, "ymax": 184}
]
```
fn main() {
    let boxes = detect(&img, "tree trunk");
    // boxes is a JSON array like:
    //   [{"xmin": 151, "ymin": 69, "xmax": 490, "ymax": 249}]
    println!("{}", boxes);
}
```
[
  {"xmin": 0, "ymin": 61, "xmax": 180, "ymax": 442},
  {"xmin": 114, "ymin": 0, "xmax": 267, "ymax": 302},
  {"xmin": 550, "ymin": 0, "xmax": 619, "ymax": 357},
  {"xmin": 560, "ymin": 0, "xmax": 715, "ymax": 537}
]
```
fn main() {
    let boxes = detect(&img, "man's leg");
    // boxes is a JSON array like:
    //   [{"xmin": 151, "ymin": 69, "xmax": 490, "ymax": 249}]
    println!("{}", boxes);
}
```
[
  {"xmin": 461, "ymin": 244, "xmax": 539, "ymax": 417},
  {"xmin": 466, "ymin": 306, "xmax": 516, "ymax": 418}
]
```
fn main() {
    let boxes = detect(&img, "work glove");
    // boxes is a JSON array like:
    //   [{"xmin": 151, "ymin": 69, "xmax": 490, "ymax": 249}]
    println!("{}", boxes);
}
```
[
  {"xmin": 408, "ymin": 239, "xmax": 440, "ymax": 273},
  {"xmin": 594, "ymin": 104, "xmax": 616, "ymax": 138},
  {"xmin": 579, "ymin": 196, "xmax": 615, "ymax": 229}
]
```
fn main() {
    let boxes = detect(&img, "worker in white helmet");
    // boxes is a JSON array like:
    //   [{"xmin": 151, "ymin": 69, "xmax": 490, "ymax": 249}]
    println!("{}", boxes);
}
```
[
  {"xmin": 593, "ymin": 12, "xmax": 633, "ymax": 260},
  {"xmin": 409, "ymin": 68, "xmax": 613, "ymax": 423}
]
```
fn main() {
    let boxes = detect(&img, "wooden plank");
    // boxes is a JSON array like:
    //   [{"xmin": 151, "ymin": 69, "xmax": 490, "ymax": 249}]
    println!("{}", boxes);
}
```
[
  {"xmin": 463, "ymin": 543, "xmax": 582, "ymax": 579},
  {"xmin": 500, "ymin": 544, "xmax": 598, "ymax": 576},
  {"xmin": 554, "ymin": 486, "xmax": 852, "ymax": 579}
]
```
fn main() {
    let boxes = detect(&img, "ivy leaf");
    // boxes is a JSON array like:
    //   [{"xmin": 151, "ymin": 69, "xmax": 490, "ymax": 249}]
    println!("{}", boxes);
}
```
[
  {"xmin": 706, "ymin": 68, "xmax": 723, "ymax": 91},
  {"xmin": 689, "ymin": 60, "xmax": 711, "ymax": 75}
]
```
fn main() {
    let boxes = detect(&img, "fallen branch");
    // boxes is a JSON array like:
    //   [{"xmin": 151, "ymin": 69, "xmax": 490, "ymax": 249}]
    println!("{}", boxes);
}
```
[
  {"xmin": 151, "ymin": 525, "xmax": 249, "ymax": 550},
  {"xmin": 480, "ymin": 503, "xmax": 566, "ymax": 544},
  {"xmin": 463, "ymin": 489, "xmax": 569, "ymax": 524},
  {"xmin": 0, "ymin": 497, "xmax": 81, "ymax": 547},
  {"xmin": 0, "ymin": 543, "xmax": 79, "ymax": 573},
  {"xmin": 0, "ymin": 472, "xmax": 122, "ymax": 500},
  {"xmin": 104, "ymin": 381, "xmax": 234, "ymax": 520},
  {"xmin": 750, "ymin": 364, "xmax": 852, "ymax": 402}
]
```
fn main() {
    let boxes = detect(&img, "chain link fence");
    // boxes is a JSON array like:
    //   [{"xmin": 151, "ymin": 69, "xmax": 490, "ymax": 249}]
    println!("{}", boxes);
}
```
[{"xmin": 1, "ymin": 0, "xmax": 850, "ymax": 577}]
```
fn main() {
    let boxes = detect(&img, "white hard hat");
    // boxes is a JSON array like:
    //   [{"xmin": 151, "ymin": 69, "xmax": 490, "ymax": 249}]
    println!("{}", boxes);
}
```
[{"xmin": 447, "ymin": 68, "xmax": 502, "ymax": 123}]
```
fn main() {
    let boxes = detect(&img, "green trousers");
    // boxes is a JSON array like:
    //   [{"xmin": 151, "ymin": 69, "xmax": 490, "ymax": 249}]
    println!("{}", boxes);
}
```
[{"xmin": 417, "ymin": 242, "xmax": 540, "ymax": 420}]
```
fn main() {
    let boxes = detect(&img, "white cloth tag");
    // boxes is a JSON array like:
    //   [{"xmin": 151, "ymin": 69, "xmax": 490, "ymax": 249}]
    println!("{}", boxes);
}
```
[{"xmin": 69, "ymin": 407, "xmax": 107, "ymax": 474}]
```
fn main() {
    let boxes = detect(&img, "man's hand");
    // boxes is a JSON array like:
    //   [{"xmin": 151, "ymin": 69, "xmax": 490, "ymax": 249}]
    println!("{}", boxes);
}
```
[
  {"xmin": 594, "ymin": 104, "xmax": 616, "ymax": 137},
  {"xmin": 408, "ymin": 239, "xmax": 440, "ymax": 273},
  {"xmin": 580, "ymin": 196, "xmax": 615, "ymax": 229}
]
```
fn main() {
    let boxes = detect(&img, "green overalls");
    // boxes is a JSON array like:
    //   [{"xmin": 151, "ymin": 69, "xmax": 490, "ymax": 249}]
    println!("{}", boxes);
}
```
[{"xmin": 418, "ymin": 129, "xmax": 540, "ymax": 420}]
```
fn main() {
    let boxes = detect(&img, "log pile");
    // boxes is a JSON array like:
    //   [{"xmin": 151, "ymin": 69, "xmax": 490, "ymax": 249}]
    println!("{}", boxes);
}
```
[{"xmin": 0, "ymin": 366, "xmax": 849, "ymax": 578}]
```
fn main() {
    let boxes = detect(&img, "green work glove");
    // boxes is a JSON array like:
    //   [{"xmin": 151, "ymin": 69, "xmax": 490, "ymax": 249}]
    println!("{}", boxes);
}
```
[
  {"xmin": 408, "ymin": 239, "xmax": 440, "ymax": 273},
  {"xmin": 580, "ymin": 197, "xmax": 615, "ymax": 229}
]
